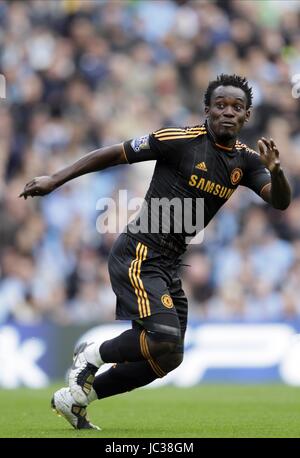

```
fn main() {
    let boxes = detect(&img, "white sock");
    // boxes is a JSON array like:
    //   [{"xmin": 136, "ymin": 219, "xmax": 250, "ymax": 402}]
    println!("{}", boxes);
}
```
[
  {"xmin": 84, "ymin": 341, "xmax": 104, "ymax": 367},
  {"xmin": 86, "ymin": 387, "xmax": 98, "ymax": 404}
]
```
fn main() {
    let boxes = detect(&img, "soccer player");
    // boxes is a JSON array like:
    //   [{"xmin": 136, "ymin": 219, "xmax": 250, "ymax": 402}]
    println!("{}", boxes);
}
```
[{"xmin": 20, "ymin": 74, "xmax": 291, "ymax": 430}]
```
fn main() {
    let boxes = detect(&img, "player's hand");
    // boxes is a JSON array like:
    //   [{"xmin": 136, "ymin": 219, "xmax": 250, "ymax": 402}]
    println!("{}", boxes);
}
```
[
  {"xmin": 19, "ymin": 176, "xmax": 57, "ymax": 199},
  {"xmin": 258, "ymin": 137, "xmax": 281, "ymax": 174}
]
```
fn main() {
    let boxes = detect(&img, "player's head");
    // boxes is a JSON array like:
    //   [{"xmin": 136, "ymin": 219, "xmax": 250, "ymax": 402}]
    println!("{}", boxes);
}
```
[{"xmin": 204, "ymin": 74, "xmax": 253, "ymax": 142}]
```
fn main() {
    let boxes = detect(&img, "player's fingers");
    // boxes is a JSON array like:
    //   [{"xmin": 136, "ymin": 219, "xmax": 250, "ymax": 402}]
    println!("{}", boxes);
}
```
[
  {"xmin": 25, "ymin": 182, "xmax": 38, "ymax": 192},
  {"xmin": 21, "ymin": 181, "xmax": 34, "ymax": 194},
  {"xmin": 19, "ymin": 186, "xmax": 32, "ymax": 197},
  {"xmin": 261, "ymin": 137, "xmax": 271, "ymax": 149},
  {"xmin": 270, "ymin": 138, "xmax": 276, "ymax": 148},
  {"xmin": 258, "ymin": 140, "xmax": 265, "ymax": 156},
  {"xmin": 21, "ymin": 184, "xmax": 40, "ymax": 198},
  {"xmin": 29, "ymin": 189, "xmax": 40, "ymax": 197},
  {"xmin": 26, "ymin": 179, "xmax": 35, "ymax": 188},
  {"xmin": 270, "ymin": 140, "xmax": 280, "ymax": 158}
]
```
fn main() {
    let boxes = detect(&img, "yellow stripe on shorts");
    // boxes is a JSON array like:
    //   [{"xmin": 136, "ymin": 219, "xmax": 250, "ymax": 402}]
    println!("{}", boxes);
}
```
[{"xmin": 128, "ymin": 242, "xmax": 151, "ymax": 318}]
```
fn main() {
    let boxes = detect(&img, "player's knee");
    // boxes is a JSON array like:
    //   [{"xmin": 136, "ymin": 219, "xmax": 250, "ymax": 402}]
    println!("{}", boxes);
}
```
[
  {"xmin": 146, "ymin": 333, "xmax": 179, "ymax": 359},
  {"xmin": 156, "ymin": 351, "xmax": 184, "ymax": 374},
  {"xmin": 145, "ymin": 331, "xmax": 184, "ymax": 377}
]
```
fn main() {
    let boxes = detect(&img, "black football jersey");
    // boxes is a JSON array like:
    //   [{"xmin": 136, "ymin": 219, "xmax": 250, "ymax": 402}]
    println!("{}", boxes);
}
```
[{"xmin": 123, "ymin": 122, "xmax": 270, "ymax": 257}]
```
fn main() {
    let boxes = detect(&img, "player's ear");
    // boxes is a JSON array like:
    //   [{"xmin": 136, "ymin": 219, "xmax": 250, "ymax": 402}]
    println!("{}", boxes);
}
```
[
  {"xmin": 244, "ymin": 109, "xmax": 251, "ymax": 123},
  {"xmin": 204, "ymin": 106, "xmax": 210, "ymax": 118}
]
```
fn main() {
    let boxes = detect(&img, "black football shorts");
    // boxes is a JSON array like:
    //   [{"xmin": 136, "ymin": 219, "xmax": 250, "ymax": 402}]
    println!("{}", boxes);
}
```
[{"xmin": 108, "ymin": 233, "xmax": 188, "ymax": 340}]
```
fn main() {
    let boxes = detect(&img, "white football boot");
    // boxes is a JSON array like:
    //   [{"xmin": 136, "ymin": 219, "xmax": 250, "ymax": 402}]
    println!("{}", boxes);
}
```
[
  {"xmin": 51, "ymin": 387, "xmax": 101, "ymax": 430},
  {"xmin": 68, "ymin": 341, "xmax": 104, "ymax": 405}
]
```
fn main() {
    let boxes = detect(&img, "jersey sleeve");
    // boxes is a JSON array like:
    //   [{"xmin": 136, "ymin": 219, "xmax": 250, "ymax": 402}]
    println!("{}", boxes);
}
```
[
  {"xmin": 123, "ymin": 126, "xmax": 202, "ymax": 167},
  {"xmin": 240, "ymin": 149, "xmax": 271, "ymax": 196},
  {"xmin": 123, "ymin": 134, "xmax": 158, "ymax": 164}
]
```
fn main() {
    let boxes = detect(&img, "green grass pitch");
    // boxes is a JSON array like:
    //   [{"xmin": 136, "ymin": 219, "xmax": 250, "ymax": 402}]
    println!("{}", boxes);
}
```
[{"xmin": 1, "ymin": 384, "xmax": 300, "ymax": 438}]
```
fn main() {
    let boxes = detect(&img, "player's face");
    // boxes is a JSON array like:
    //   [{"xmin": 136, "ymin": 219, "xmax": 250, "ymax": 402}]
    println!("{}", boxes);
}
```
[{"xmin": 205, "ymin": 86, "xmax": 250, "ymax": 143}]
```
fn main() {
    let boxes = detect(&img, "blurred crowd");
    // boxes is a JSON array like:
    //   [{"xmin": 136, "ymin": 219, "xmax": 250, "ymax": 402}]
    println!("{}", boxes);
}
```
[{"xmin": 0, "ymin": 0, "xmax": 300, "ymax": 326}]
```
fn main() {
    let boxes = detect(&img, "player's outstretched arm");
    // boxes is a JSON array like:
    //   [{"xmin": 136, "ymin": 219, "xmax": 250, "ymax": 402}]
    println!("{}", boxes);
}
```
[
  {"xmin": 19, "ymin": 144, "xmax": 126, "ymax": 199},
  {"xmin": 258, "ymin": 137, "xmax": 291, "ymax": 210}
]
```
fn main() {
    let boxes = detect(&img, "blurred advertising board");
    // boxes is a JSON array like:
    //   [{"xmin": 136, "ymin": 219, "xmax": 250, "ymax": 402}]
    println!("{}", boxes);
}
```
[{"xmin": 1, "ymin": 321, "xmax": 300, "ymax": 388}]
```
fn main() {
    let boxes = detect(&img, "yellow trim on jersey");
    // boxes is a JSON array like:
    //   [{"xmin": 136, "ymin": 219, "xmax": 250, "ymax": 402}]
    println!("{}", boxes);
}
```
[
  {"xmin": 155, "ymin": 129, "xmax": 206, "ymax": 138},
  {"xmin": 154, "ymin": 126, "xmax": 206, "ymax": 135},
  {"xmin": 235, "ymin": 141, "xmax": 258, "ymax": 155},
  {"xmin": 215, "ymin": 142, "xmax": 233, "ymax": 151},
  {"xmin": 121, "ymin": 143, "xmax": 129, "ymax": 163},
  {"xmin": 128, "ymin": 243, "xmax": 151, "ymax": 318},
  {"xmin": 154, "ymin": 127, "xmax": 205, "ymax": 136},
  {"xmin": 153, "ymin": 125, "xmax": 207, "ymax": 141},
  {"xmin": 155, "ymin": 132, "xmax": 207, "ymax": 141}
]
